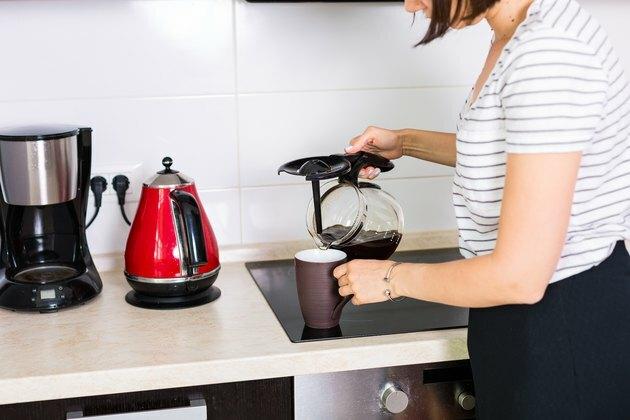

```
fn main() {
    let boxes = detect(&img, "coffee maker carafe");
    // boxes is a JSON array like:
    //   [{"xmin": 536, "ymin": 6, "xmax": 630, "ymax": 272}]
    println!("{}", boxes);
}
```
[
  {"xmin": 0, "ymin": 125, "xmax": 102, "ymax": 312},
  {"xmin": 278, "ymin": 152, "xmax": 404, "ymax": 260}
]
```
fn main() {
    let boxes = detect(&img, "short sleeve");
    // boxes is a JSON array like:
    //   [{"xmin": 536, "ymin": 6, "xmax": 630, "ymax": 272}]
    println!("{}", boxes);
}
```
[{"xmin": 502, "ymin": 33, "xmax": 608, "ymax": 153}]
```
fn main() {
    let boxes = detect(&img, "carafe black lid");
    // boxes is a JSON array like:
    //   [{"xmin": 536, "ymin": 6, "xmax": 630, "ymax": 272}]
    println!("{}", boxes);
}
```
[
  {"xmin": 0, "ymin": 125, "xmax": 83, "ymax": 141},
  {"xmin": 277, "ymin": 155, "xmax": 351, "ymax": 181},
  {"xmin": 278, "ymin": 152, "xmax": 394, "ymax": 184}
]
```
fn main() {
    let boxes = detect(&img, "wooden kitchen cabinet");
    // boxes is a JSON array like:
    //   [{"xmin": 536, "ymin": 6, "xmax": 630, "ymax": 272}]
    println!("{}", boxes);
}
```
[{"xmin": 0, "ymin": 377, "xmax": 293, "ymax": 420}]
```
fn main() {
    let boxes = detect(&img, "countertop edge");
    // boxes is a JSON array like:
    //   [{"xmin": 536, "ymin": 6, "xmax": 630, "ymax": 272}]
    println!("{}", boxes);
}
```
[{"xmin": 0, "ymin": 329, "xmax": 468, "ymax": 405}]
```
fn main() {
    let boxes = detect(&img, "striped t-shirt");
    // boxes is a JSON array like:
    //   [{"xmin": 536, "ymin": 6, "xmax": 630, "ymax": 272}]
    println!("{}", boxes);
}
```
[{"xmin": 454, "ymin": 0, "xmax": 630, "ymax": 282}]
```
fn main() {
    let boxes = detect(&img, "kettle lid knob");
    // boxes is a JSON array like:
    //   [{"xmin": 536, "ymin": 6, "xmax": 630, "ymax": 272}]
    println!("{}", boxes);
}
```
[
  {"xmin": 157, "ymin": 156, "xmax": 179, "ymax": 175},
  {"xmin": 144, "ymin": 156, "xmax": 192, "ymax": 188},
  {"xmin": 162, "ymin": 156, "xmax": 173, "ymax": 172}
]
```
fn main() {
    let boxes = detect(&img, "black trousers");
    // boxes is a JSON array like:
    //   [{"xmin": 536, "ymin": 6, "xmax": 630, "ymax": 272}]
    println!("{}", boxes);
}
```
[{"xmin": 468, "ymin": 241, "xmax": 630, "ymax": 420}]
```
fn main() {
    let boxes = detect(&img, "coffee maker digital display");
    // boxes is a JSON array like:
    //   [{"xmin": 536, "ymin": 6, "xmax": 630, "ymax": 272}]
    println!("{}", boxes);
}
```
[{"xmin": 0, "ymin": 125, "xmax": 102, "ymax": 312}]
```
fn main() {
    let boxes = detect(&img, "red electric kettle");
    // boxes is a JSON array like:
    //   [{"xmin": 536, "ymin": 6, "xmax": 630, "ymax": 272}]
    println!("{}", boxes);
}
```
[{"xmin": 124, "ymin": 157, "xmax": 221, "ymax": 309}]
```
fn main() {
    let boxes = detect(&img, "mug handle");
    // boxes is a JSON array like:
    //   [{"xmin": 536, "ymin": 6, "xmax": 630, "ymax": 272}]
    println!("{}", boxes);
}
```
[{"xmin": 331, "ymin": 295, "xmax": 352, "ymax": 320}]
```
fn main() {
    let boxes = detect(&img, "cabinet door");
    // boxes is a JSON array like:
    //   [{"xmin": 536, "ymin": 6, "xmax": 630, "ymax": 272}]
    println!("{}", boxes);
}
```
[{"xmin": 0, "ymin": 377, "xmax": 293, "ymax": 420}]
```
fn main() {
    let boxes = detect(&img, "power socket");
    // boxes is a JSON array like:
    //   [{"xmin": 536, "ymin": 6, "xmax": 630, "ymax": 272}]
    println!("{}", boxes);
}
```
[{"xmin": 91, "ymin": 163, "xmax": 143, "ymax": 203}]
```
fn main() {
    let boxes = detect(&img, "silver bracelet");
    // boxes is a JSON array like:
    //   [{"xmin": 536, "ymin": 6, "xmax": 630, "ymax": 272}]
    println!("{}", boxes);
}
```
[{"xmin": 383, "ymin": 261, "xmax": 405, "ymax": 302}]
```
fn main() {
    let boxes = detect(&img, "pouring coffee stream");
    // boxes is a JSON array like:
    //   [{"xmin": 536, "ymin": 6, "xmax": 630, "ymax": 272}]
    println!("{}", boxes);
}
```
[{"xmin": 278, "ymin": 152, "xmax": 404, "ymax": 261}]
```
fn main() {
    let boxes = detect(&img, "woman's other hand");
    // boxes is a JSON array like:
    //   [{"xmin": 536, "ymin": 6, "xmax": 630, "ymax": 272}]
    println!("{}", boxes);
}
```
[
  {"xmin": 333, "ymin": 259, "xmax": 401, "ymax": 305},
  {"xmin": 345, "ymin": 126, "xmax": 403, "ymax": 179}
]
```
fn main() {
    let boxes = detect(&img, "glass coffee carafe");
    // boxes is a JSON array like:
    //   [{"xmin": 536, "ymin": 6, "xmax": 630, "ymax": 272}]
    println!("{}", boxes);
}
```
[{"xmin": 278, "ymin": 152, "xmax": 404, "ymax": 260}]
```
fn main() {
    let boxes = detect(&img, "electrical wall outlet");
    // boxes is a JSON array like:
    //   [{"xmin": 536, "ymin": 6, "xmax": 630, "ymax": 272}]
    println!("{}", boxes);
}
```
[{"xmin": 91, "ymin": 163, "xmax": 143, "ymax": 203}]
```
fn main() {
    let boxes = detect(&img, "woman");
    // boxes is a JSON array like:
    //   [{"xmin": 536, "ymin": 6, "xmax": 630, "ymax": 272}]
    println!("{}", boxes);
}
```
[{"xmin": 333, "ymin": 0, "xmax": 630, "ymax": 418}]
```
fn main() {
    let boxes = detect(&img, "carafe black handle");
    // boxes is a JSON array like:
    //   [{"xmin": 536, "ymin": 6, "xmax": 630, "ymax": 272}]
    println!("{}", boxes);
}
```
[
  {"xmin": 338, "ymin": 152, "xmax": 395, "ymax": 184},
  {"xmin": 170, "ymin": 190, "xmax": 208, "ymax": 273}
]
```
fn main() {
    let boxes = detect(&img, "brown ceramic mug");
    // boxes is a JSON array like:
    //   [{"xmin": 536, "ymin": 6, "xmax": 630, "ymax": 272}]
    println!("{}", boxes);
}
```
[{"xmin": 295, "ymin": 249, "xmax": 351, "ymax": 329}]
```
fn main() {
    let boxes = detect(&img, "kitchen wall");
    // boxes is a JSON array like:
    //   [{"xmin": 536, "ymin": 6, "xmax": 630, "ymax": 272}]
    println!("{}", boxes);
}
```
[{"xmin": 0, "ymin": 0, "xmax": 627, "ymax": 256}]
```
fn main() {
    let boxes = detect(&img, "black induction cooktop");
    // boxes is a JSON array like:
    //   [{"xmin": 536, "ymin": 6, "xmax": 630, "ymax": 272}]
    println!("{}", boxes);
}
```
[{"xmin": 246, "ymin": 248, "xmax": 469, "ymax": 343}]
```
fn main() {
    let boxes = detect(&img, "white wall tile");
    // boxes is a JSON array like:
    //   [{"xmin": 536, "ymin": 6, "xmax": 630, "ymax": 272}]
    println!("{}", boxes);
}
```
[
  {"xmin": 236, "ymin": 0, "xmax": 491, "ymax": 92},
  {"xmin": 239, "ymin": 87, "xmax": 464, "ymax": 187},
  {"xmin": 0, "ymin": 0, "xmax": 234, "ymax": 101},
  {"xmin": 86, "ymin": 200, "xmax": 137, "ymax": 256},
  {"xmin": 240, "ymin": 176, "xmax": 455, "ymax": 245},
  {"xmin": 241, "ymin": 184, "xmax": 313, "ymax": 244},
  {"xmin": 199, "ymin": 189, "xmax": 242, "ymax": 247},
  {"xmin": 378, "ymin": 177, "xmax": 456, "ymax": 233},
  {"xmin": 0, "ymin": 95, "xmax": 239, "ymax": 190}
]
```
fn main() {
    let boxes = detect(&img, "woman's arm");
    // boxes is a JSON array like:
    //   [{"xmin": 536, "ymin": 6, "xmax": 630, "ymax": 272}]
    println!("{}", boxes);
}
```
[
  {"xmin": 334, "ymin": 151, "xmax": 582, "ymax": 307},
  {"xmin": 345, "ymin": 127, "xmax": 456, "ymax": 179},
  {"xmin": 398, "ymin": 129, "xmax": 457, "ymax": 168}
]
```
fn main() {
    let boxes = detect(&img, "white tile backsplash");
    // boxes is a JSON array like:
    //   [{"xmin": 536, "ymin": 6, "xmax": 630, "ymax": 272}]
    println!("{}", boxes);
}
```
[
  {"xmin": 240, "ymin": 176, "xmax": 455, "ymax": 244},
  {"xmin": 1, "ymin": 0, "xmax": 628, "ymax": 255},
  {"xmin": 86, "ymin": 200, "xmax": 136, "ymax": 256},
  {"xmin": 236, "ymin": 0, "xmax": 492, "ymax": 92},
  {"xmin": 0, "ymin": 96, "xmax": 239, "ymax": 190},
  {"xmin": 379, "ymin": 177, "xmax": 457, "ymax": 232},
  {"xmin": 199, "ymin": 189, "xmax": 242, "ymax": 246},
  {"xmin": 239, "ymin": 87, "xmax": 464, "ymax": 187},
  {"xmin": 241, "ymin": 184, "xmax": 313, "ymax": 244},
  {"xmin": 0, "ymin": 0, "xmax": 234, "ymax": 101}
]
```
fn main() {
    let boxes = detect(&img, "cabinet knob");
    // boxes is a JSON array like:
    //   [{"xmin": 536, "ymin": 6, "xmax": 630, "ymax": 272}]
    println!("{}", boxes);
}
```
[
  {"xmin": 381, "ymin": 385, "xmax": 409, "ymax": 414},
  {"xmin": 457, "ymin": 391, "xmax": 476, "ymax": 411}
]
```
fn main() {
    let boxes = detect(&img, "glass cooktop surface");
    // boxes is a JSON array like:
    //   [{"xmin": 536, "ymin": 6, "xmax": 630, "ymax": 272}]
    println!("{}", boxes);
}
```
[{"xmin": 246, "ymin": 248, "xmax": 469, "ymax": 343}]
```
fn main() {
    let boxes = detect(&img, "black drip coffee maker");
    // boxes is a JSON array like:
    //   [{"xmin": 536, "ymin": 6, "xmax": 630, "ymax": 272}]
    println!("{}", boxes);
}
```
[
  {"xmin": 0, "ymin": 125, "xmax": 102, "ymax": 312},
  {"xmin": 278, "ymin": 152, "xmax": 404, "ymax": 260}
]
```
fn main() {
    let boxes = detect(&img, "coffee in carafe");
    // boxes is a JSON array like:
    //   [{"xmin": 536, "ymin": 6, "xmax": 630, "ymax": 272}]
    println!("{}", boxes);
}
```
[{"xmin": 321, "ymin": 225, "xmax": 402, "ymax": 260}]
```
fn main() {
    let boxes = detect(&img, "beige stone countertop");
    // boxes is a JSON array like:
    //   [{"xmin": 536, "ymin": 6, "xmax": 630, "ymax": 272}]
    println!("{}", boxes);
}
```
[{"xmin": 0, "ymin": 231, "xmax": 468, "ymax": 405}]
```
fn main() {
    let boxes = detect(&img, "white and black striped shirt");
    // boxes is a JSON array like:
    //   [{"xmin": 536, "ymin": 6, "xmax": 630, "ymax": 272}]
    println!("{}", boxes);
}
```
[{"xmin": 454, "ymin": 0, "xmax": 630, "ymax": 282}]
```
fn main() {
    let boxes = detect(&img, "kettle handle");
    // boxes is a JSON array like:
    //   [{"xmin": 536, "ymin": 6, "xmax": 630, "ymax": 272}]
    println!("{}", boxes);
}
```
[{"xmin": 170, "ymin": 190, "xmax": 208, "ymax": 273}]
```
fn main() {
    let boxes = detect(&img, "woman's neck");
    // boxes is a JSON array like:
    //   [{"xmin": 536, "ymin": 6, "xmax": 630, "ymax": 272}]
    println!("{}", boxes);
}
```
[{"xmin": 486, "ymin": 0, "xmax": 535, "ymax": 42}]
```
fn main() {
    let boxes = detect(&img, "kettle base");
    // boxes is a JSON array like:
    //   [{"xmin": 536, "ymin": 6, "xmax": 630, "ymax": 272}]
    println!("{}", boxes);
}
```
[{"xmin": 125, "ymin": 286, "xmax": 221, "ymax": 310}]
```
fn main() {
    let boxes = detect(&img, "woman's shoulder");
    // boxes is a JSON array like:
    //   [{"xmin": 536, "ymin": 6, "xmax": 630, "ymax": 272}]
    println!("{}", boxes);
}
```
[
  {"xmin": 511, "ymin": 0, "xmax": 606, "ymax": 62},
  {"xmin": 509, "ymin": 27, "xmax": 598, "ymax": 64},
  {"xmin": 504, "ymin": 22, "xmax": 606, "ymax": 82},
  {"xmin": 530, "ymin": 0, "xmax": 600, "ymax": 40}
]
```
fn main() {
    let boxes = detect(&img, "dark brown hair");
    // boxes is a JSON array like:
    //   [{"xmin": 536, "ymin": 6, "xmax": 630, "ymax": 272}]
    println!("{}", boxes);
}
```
[{"xmin": 417, "ymin": 0, "xmax": 500, "ymax": 45}]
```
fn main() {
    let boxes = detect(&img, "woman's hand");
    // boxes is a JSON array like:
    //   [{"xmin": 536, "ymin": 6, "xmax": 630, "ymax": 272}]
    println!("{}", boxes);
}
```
[
  {"xmin": 333, "ymin": 259, "xmax": 400, "ymax": 305},
  {"xmin": 345, "ymin": 126, "xmax": 403, "ymax": 179}
]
